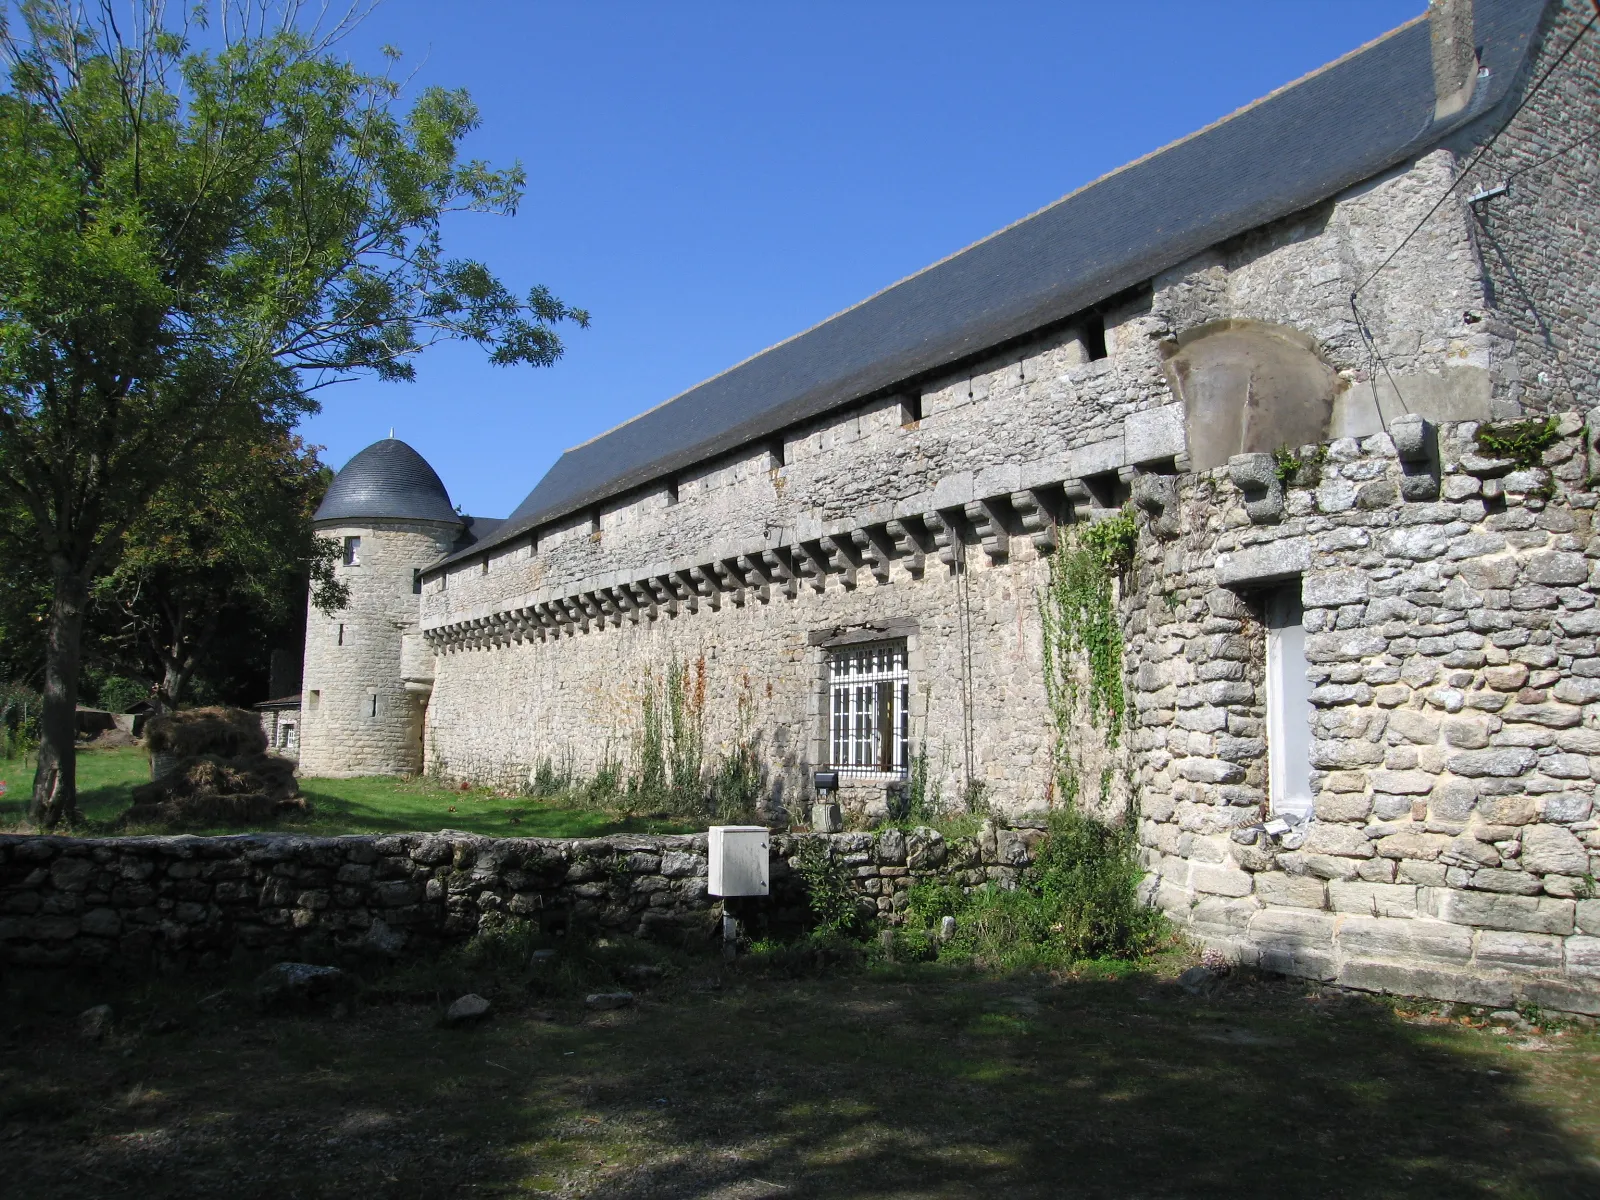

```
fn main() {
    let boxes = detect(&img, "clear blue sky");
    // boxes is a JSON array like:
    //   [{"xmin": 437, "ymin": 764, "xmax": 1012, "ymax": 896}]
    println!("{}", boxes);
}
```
[{"xmin": 302, "ymin": 0, "xmax": 1424, "ymax": 519}]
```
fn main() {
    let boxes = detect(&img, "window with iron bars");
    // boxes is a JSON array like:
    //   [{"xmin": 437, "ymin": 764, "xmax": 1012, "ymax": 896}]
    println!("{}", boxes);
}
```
[{"xmin": 828, "ymin": 642, "xmax": 910, "ymax": 778}]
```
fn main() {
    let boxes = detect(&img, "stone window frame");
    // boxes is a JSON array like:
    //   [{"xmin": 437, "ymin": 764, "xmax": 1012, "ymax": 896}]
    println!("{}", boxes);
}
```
[
  {"xmin": 1215, "ymin": 535, "xmax": 1313, "ymax": 821},
  {"xmin": 343, "ymin": 535, "xmax": 361, "ymax": 567},
  {"xmin": 806, "ymin": 618, "xmax": 921, "ymax": 785},
  {"xmin": 1264, "ymin": 584, "xmax": 1314, "ymax": 821}
]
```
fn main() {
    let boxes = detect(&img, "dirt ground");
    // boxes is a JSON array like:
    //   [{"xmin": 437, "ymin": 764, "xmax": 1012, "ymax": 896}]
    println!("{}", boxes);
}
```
[{"xmin": 3, "ymin": 948, "xmax": 1599, "ymax": 1199}]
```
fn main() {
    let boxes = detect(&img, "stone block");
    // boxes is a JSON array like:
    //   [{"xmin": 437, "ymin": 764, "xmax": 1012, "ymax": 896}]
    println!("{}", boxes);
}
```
[
  {"xmin": 1123, "ymin": 403, "xmax": 1186, "ymax": 465},
  {"xmin": 1304, "ymin": 854, "xmax": 1363, "ymax": 881},
  {"xmin": 1522, "ymin": 978, "xmax": 1600, "ymax": 1017},
  {"xmin": 1068, "ymin": 436, "xmax": 1124, "ymax": 479},
  {"xmin": 1249, "ymin": 907, "xmax": 1336, "ymax": 948},
  {"xmin": 1253, "ymin": 873, "xmax": 1327, "ymax": 909},
  {"xmin": 1387, "ymin": 710, "xmax": 1441, "ymax": 745},
  {"xmin": 1519, "ymin": 825, "xmax": 1590, "ymax": 875},
  {"xmin": 1189, "ymin": 895, "xmax": 1261, "ymax": 933},
  {"xmin": 1429, "ymin": 890, "xmax": 1575, "ymax": 935},
  {"xmin": 1566, "ymin": 936, "xmax": 1600, "ymax": 979},
  {"xmin": 1445, "ymin": 748, "xmax": 1538, "ymax": 778},
  {"xmin": 1430, "ymin": 779, "xmax": 1480, "ymax": 822},
  {"xmin": 931, "ymin": 472, "xmax": 974, "ymax": 510},
  {"xmin": 1502, "ymin": 703, "xmax": 1582, "ymax": 729},
  {"xmin": 1578, "ymin": 900, "xmax": 1600, "ymax": 936},
  {"xmin": 1328, "ymin": 881, "xmax": 1419, "ymax": 918},
  {"xmin": 1478, "ymin": 795, "xmax": 1538, "ymax": 825},
  {"xmin": 1375, "ymin": 832, "xmax": 1449, "ymax": 861},
  {"xmin": 1524, "ymin": 552, "xmax": 1589, "ymax": 586},
  {"xmin": 973, "ymin": 463, "xmax": 1021, "ymax": 499},
  {"xmin": 1474, "ymin": 930, "xmax": 1564, "ymax": 971},
  {"xmin": 1214, "ymin": 538, "xmax": 1309, "ymax": 588},
  {"xmin": 1302, "ymin": 571, "xmax": 1369, "ymax": 609},
  {"xmin": 1467, "ymin": 868, "xmax": 1544, "ymax": 895},
  {"xmin": 1337, "ymin": 959, "xmax": 1516, "ymax": 1008},
  {"xmin": 1177, "ymin": 757, "xmax": 1246, "ymax": 784},
  {"xmin": 1338, "ymin": 916, "xmax": 1473, "ymax": 964},
  {"xmin": 1303, "ymin": 824, "xmax": 1375, "ymax": 858},
  {"xmin": 1190, "ymin": 863, "xmax": 1253, "ymax": 898},
  {"xmin": 1370, "ymin": 770, "xmax": 1434, "ymax": 796}
]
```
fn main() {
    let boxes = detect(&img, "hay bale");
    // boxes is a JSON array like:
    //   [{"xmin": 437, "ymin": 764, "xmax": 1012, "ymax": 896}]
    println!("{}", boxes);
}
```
[
  {"xmin": 143, "ymin": 706, "xmax": 267, "ymax": 759},
  {"xmin": 121, "ymin": 752, "xmax": 306, "ymax": 828}
]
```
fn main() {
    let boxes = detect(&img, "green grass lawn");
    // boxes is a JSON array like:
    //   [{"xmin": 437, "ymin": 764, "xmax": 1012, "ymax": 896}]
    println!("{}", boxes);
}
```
[
  {"xmin": 3, "ymin": 947, "xmax": 1598, "ymax": 1198},
  {"xmin": 0, "ymin": 745, "xmax": 696, "ymax": 838}
]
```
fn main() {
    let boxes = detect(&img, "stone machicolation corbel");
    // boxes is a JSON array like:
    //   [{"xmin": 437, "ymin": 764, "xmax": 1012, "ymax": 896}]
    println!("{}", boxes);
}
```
[{"xmin": 1227, "ymin": 453, "xmax": 1284, "ymax": 524}]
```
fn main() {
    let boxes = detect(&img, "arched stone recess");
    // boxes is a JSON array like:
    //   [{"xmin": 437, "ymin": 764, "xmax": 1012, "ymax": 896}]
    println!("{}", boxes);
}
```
[{"xmin": 1162, "ymin": 319, "xmax": 1338, "ymax": 473}]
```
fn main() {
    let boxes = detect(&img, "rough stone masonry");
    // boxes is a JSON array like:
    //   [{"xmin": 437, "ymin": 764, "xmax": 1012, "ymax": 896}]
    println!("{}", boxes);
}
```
[{"xmin": 0, "ymin": 825, "xmax": 1023, "ymax": 968}]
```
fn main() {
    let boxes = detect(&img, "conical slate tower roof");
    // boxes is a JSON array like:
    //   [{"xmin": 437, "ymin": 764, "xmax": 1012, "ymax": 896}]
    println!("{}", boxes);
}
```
[{"xmin": 314, "ymin": 438, "xmax": 460, "ymax": 525}]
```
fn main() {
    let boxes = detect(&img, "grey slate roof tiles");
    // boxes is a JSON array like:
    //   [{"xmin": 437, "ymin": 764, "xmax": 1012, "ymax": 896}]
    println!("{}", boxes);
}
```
[{"xmin": 314, "ymin": 438, "xmax": 462, "ymax": 526}]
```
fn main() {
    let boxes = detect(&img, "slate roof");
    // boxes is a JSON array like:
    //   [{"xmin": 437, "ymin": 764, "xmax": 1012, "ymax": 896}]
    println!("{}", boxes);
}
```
[
  {"xmin": 452, "ymin": 515, "xmax": 504, "ymax": 553},
  {"xmin": 314, "ymin": 438, "xmax": 462, "ymax": 526},
  {"xmin": 445, "ymin": 0, "xmax": 1550, "ymax": 568}
]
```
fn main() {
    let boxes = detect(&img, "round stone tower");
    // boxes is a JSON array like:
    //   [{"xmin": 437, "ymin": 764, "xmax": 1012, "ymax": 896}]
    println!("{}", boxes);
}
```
[{"xmin": 298, "ymin": 439, "xmax": 462, "ymax": 778}]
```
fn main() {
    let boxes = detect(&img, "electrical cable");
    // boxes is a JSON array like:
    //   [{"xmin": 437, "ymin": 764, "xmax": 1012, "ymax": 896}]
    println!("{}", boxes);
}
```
[
  {"xmin": 1351, "ymin": 4, "xmax": 1598, "ymax": 302},
  {"xmin": 1347, "ymin": 4, "xmax": 1599, "ymax": 426}
]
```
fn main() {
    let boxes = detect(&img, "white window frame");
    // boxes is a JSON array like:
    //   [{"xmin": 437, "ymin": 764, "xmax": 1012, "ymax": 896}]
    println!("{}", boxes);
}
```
[
  {"xmin": 1266, "ymin": 585, "xmax": 1314, "ymax": 821},
  {"xmin": 827, "ymin": 641, "xmax": 910, "ymax": 779}
]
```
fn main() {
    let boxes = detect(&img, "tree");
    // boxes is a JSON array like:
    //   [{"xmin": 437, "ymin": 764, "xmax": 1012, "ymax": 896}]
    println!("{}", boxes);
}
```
[
  {"xmin": 0, "ymin": 2, "xmax": 587, "ymax": 826},
  {"xmin": 93, "ymin": 427, "xmax": 345, "ymax": 711}
]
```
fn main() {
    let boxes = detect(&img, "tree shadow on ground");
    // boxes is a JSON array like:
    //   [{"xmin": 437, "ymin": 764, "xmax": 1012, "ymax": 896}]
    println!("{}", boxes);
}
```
[{"xmin": 3, "ymin": 962, "xmax": 1598, "ymax": 1199}]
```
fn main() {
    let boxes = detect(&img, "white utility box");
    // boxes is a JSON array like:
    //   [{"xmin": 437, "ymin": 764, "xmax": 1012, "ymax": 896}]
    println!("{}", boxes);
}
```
[{"xmin": 708, "ymin": 825, "xmax": 769, "ymax": 897}]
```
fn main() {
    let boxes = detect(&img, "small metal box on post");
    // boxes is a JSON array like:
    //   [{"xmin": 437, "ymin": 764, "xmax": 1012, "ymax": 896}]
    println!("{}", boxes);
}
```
[
  {"xmin": 708, "ymin": 825, "xmax": 768, "ymax": 958},
  {"xmin": 811, "ymin": 770, "xmax": 841, "ymax": 833}
]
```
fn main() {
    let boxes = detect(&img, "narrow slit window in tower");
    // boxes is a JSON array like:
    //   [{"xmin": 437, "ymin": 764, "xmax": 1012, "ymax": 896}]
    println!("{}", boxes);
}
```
[
  {"xmin": 1266, "ymin": 585, "xmax": 1313, "ymax": 821},
  {"xmin": 343, "ymin": 536, "xmax": 361, "ymax": 566},
  {"xmin": 1083, "ymin": 313, "xmax": 1108, "ymax": 361}
]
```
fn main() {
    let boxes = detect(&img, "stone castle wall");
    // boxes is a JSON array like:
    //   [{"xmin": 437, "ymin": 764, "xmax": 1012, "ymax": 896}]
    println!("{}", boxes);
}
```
[
  {"xmin": 1129, "ymin": 410, "xmax": 1600, "ymax": 1014},
  {"xmin": 417, "ymin": 144, "xmax": 1499, "ymax": 817},
  {"xmin": 1456, "ymin": 0, "xmax": 1600, "ymax": 417},
  {"xmin": 299, "ymin": 519, "xmax": 460, "ymax": 777}
]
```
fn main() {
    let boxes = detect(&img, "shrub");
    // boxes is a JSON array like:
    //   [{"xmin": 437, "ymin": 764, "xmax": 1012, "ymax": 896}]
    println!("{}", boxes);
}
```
[
  {"xmin": 96, "ymin": 675, "xmax": 149, "ymax": 715},
  {"xmin": 905, "ymin": 806, "xmax": 1163, "ymax": 968},
  {"xmin": 792, "ymin": 838, "xmax": 864, "ymax": 936},
  {"xmin": 0, "ymin": 681, "xmax": 42, "ymax": 759}
]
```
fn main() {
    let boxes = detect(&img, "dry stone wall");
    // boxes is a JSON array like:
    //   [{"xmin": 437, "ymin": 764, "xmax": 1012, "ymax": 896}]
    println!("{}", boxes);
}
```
[
  {"xmin": 0, "ymin": 825, "xmax": 1013, "ymax": 970},
  {"xmin": 1130, "ymin": 411, "xmax": 1600, "ymax": 1015}
]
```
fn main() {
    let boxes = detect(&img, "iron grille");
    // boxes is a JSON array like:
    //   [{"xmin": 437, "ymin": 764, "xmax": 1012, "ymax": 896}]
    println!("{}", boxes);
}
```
[{"xmin": 828, "ymin": 642, "xmax": 909, "ymax": 778}]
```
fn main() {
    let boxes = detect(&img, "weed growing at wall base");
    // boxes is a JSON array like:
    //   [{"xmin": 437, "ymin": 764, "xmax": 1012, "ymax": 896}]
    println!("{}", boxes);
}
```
[
  {"xmin": 793, "ymin": 838, "xmax": 866, "ymax": 936},
  {"xmin": 902, "ymin": 808, "xmax": 1165, "ymax": 968}
]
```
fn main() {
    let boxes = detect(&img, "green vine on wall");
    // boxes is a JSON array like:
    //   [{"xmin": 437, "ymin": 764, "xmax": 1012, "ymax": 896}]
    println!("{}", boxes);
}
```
[
  {"xmin": 1475, "ymin": 417, "xmax": 1560, "ymax": 467},
  {"xmin": 1040, "ymin": 506, "xmax": 1136, "ymax": 806},
  {"xmin": 1272, "ymin": 443, "xmax": 1328, "ymax": 488}
]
